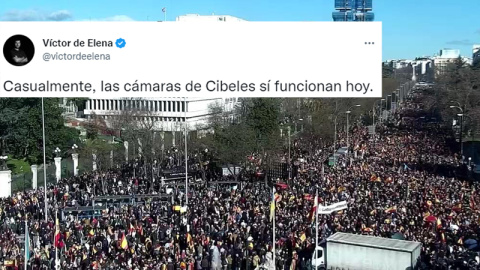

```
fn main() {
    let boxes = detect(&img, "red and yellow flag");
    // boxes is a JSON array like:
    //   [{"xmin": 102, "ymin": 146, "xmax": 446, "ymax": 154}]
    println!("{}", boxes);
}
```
[{"xmin": 120, "ymin": 233, "xmax": 128, "ymax": 249}]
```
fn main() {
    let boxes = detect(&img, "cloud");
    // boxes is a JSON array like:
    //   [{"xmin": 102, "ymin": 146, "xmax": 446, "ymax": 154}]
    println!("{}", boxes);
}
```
[
  {"xmin": 46, "ymin": 10, "xmax": 72, "ymax": 21},
  {"xmin": 1, "ymin": 9, "xmax": 72, "ymax": 21},
  {"xmin": 446, "ymin": 39, "xmax": 473, "ymax": 46},
  {"xmin": 86, "ymin": 15, "xmax": 135, "ymax": 21}
]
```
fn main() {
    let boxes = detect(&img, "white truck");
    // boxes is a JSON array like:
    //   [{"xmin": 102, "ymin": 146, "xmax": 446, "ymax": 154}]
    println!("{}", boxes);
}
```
[{"xmin": 312, "ymin": 232, "xmax": 422, "ymax": 270}]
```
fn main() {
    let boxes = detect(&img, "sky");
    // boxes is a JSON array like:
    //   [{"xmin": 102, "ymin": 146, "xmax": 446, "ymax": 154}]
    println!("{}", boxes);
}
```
[{"xmin": 1, "ymin": 0, "xmax": 479, "ymax": 61}]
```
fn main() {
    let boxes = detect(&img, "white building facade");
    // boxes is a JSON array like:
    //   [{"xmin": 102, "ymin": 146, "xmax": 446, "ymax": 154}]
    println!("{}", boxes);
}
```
[
  {"xmin": 83, "ymin": 97, "xmax": 238, "ymax": 132},
  {"xmin": 433, "ymin": 49, "xmax": 461, "ymax": 76}
]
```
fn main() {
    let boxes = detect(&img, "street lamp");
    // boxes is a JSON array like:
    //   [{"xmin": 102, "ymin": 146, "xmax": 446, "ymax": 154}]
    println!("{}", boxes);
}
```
[
  {"xmin": 450, "ymin": 105, "xmax": 464, "ymax": 157},
  {"xmin": 346, "ymin": 104, "xmax": 361, "ymax": 149},
  {"xmin": 54, "ymin": 147, "xmax": 61, "ymax": 157},
  {"xmin": 0, "ymin": 154, "xmax": 7, "ymax": 171},
  {"xmin": 72, "ymin": 144, "xmax": 78, "ymax": 153}
]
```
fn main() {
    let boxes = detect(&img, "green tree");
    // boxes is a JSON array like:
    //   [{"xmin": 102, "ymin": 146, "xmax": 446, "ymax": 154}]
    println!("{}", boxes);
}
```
[{"xmin": 0, "ymin": 98, "xmax": 80, "ymax": 165}]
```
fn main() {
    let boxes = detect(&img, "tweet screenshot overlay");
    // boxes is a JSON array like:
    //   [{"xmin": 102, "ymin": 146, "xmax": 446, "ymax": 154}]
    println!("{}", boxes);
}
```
[{"xmin": 0, "ymin": 22, "xmax": 381, "ymax": 98}]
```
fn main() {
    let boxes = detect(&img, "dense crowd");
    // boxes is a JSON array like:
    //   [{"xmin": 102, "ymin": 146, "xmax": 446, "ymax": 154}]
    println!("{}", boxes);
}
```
[
  {"xmin": 276, "ymin": 92, "xmax": 479, "ymax": 269},
  {"xmin": 0, "ymin": 162, "xmax": 274, "ymax": 269},
  {"xmin": 0, "ymin": 87, "xmax": 478, "ymax": 270}
]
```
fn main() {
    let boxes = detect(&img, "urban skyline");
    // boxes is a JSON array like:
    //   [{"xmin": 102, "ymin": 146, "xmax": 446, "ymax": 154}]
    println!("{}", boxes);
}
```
[{"xmin": 0, "ymin": 0, "xmax": 479, "ymax": 61}]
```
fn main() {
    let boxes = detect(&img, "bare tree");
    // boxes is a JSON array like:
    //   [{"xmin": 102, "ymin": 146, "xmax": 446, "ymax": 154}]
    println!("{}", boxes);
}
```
[{"xmin": 109, "ymin": 98, "xmax": 165, "ymax": 163}]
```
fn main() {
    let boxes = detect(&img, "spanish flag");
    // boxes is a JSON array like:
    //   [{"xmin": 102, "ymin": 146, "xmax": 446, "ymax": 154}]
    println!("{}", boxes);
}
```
[
  {"xmin": 89, "ymin": 229, "xmax": 94, "ymax": 237},
  {"xmin": 186, "ymin": 233, "xmax": 192, "ymax": 244},
  {"xmin": 270, "ymin": 187, "xmax": 275, "ymax": 222},
  {"xmin": 300, "ymin": 233, "xmax": 306, "ymax": 242},
  {"xmin": 436, "ymin": 218, "xmax": 442, "ymax": 229},
  {"xmin": 385, "ymin": 206, "xmax": 397, "ymax": 214},
  {"xmin": 120, "ymin": 233, "xmax": 128, "ymax": 249},
  {"xmin": 441, "ymin": 233, "xmax": 446, "ymax": 243},
  {"xmin": 54, "ymin": 217, "xmax": 62, "ymax": 248}
]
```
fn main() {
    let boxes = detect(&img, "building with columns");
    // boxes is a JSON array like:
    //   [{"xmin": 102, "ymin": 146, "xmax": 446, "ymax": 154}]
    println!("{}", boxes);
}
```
[{"xmin": 83, "ymin": 97, "xmax": 238, "ymax": 132}]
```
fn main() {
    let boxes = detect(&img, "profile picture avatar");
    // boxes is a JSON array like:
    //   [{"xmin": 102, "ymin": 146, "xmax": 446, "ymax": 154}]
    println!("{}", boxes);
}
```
[{"xmin": 3, "ymin": 34, "xmax": 35, "ymax": 66}]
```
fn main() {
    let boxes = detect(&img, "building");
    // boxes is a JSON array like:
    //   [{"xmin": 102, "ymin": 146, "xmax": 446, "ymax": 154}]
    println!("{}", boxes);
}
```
[
  {"xmin": 83, "ymin": 97, "xmax": 238, "ymax": 130},
  {"xmin": 82, "ymin": 97, "xmax": 238, "ymax": 146},
  {"xmin": 332, "ymin": 0, "xmax": 374, "ymax": 21},
  {"xmin": 385, "ymin": 59, "xmax": 413, "ymax": 70},
  {"xmin": 176, "ymin": 14, "xmax": 245, "ymax": 22},
  {"xmin": 473, "ymin": 45, "xmax": 480, "ymax": 67},
  {"xmin": 433, "ymin": 49, "xmax": 461, "ymax": 76}
]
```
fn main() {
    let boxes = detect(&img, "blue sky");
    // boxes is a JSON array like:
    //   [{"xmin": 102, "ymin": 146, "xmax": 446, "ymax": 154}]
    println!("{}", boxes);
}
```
[{"xmin": 1, "ymin": 0, "xmax": 478, "ymax": 60}]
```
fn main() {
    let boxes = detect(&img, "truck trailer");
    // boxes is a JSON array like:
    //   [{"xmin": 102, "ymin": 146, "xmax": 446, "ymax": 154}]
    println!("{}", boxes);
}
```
[{"xmin": 313, "ymin": 232, "xmax": 422, "ymax": 270}]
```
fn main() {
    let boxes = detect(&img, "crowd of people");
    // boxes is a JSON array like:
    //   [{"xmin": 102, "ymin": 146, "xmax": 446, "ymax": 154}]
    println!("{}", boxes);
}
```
[
  {"xmin": 0, "ymin": 86, "xmax": 478, "ymax": 269},
  {"xmin": 276, "ymin": 91, "xmax": 479, "ymax": 269},
  {"xmin": 0, "ymin": 167, "xmax": 277, "ymax": 269}
]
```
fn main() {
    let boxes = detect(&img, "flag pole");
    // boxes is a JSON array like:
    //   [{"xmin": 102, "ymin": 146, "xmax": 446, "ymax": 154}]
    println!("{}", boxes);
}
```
[
  {"xmin": 42, "ymin": 98, "xmax": 48, "ymax": 222},
  {"xmin": 24, "ymin": 220, "xmax": 28, "ymax": 270},
  {"xmin": 315, "ymin": 188, "xmax": 319, "ymax": 263},
  {"xmin": 55, "ymin": 208, "xmax": 59, "ymax": 270},
  {"xmin": 184, "ymin": 97, "xmax": 188, "ymax": 207},
  {"xmin": 272, "ymin": 187, "xmax": 276, "ymax": 265}
]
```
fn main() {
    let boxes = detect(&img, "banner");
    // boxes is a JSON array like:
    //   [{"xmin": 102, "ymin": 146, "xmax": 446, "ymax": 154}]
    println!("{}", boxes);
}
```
[{"xmin": 317, "ymin": 201, "xmax": 348, "ymax": 214}]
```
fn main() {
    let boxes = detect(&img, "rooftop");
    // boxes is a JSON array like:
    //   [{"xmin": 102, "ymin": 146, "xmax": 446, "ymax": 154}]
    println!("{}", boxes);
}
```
[{"xmin": 328, "ymin": 233, "xmax": 422, "ymax": 253}]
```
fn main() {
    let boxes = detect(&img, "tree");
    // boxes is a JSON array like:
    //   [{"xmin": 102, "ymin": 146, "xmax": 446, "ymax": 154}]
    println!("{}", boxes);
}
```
[
  {"xmin": 0, "ymin": 98, "xmax": 80, "ymax": 165},
  {"xmin": 433, "ymin": 61, "xmax": 480, "ymax": 138},
  {"xmin": 382, "ymin": 62, "xmax": 394, "ymax": 78},
  {"xmin": 109, "ymin": 98, "xmax": 165, "ymax": 162}
]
